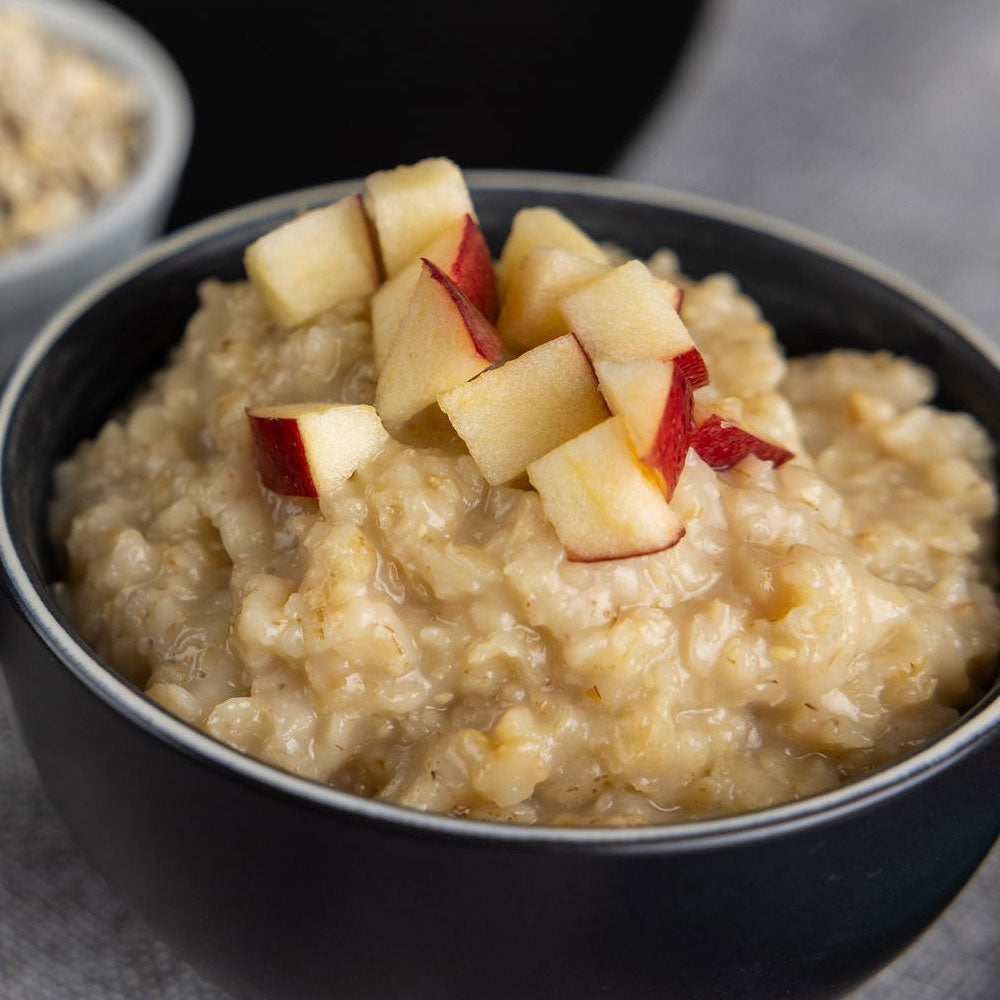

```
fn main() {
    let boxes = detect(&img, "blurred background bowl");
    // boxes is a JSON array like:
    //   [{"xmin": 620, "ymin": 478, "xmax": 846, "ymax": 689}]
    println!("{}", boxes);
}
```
[{"xmin": 0, "ymin": 0, "xmax": 191, "ymax": 373}]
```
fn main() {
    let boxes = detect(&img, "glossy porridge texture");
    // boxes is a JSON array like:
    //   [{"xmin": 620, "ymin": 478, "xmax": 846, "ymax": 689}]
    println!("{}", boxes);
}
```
[{"xmin": 51, "ymin": 252, "xmax": 1000, "ymax": 825}]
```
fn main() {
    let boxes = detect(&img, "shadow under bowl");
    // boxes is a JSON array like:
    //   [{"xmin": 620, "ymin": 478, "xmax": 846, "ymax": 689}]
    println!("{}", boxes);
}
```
[{"xmin": 2, "ymin": 173, "xmax": 1000, "ymax": 1000}]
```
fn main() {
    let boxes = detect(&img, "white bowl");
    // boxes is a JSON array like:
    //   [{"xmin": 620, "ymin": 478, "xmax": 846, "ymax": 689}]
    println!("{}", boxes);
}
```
[{"xmin": 0, "ymin": 0, "xmax": 192, "ymax": 372}]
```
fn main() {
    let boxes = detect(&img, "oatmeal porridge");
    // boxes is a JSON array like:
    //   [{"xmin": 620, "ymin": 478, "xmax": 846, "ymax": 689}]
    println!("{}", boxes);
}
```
[{"xmin": 50, "ymin": 159, "xmax": 1000, "ymax": 825}]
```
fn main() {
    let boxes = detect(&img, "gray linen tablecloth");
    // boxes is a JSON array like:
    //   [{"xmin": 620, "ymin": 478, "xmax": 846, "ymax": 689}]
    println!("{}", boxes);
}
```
[{"xmin": 3, "ymin": 0, "xmax": 999, "ymax": 996}]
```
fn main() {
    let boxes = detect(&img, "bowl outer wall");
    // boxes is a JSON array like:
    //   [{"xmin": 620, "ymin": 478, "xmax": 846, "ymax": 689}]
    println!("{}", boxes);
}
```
[{"xmin": 2, "ymin": 174, "xmax": 1000, "ymax": 1000}]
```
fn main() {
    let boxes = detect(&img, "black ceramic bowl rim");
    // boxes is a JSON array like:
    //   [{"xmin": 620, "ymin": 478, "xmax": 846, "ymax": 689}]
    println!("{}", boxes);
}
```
[{"xmin": 3, "ymin": 170, "xmax": 1000, "ymax": 850}]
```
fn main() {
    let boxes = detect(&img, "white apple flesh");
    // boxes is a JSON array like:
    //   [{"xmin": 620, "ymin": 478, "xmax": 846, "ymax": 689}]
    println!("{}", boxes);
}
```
[
  {"xmin": 497, "ymin": 248, "xmax": 609, "ymax": 352},
  {"xmin": 495, "ymin": 206, "xmax": 609, "ymax": 299},
  {"xmin": 247, "ymin": 403, "xmax": 388, "ymax": 498},
  {"xmin": 364, "ymin": 158, "xmax": 475, "ymax": 277},
  {"xmin": 593, "ymin": 358, "xmax": 694, "ymax": 498},
  {"xmin": 371, "ymin": 214, "xmax": 496, "ymax": 370},
  {"xmin": 560, "ymin": 260, "xmax": 709, "ymax": 389},
  {"xmin": 527, "ymin": 416, "xmax": 685, "ymax": 562},
  {"xmin": 375, "ymin": 259, "xmax": 503, "ymax": 432},
  {"xmin": 439, "ymin": 334, "xmax": 609, "ymax": 485},
  {"xmin": 244, "ymin": 194, "xmax": 380, "ymax": 328}
]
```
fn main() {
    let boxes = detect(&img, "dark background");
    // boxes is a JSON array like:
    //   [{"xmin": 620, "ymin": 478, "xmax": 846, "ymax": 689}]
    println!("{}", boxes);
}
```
[{"xmin": 113, "ymin": 0, "xmax": 706, "ymax": 226}]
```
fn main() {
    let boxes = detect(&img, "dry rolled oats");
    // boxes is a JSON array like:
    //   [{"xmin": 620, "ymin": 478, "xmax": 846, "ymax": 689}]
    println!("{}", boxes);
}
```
[{"xmin": 0, "ymin": 9, "xmax": 144, "ymax": 253}]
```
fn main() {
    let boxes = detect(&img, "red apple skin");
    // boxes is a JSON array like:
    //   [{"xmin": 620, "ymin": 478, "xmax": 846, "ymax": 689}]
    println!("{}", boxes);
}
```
[
  {"xmin": 643, "ymin": 364, "xmax": 694, "ymax": 498},
  {"xmin": 674, "ymin": 346, "xmax": 709, "ymax": 389},
  {"xmin": 690, "ymin": 413, "xmax": 794, "ymax": 469},
  {"xmin": 451, "ymin": 215, "xmax": 498, "ymax": 322},
  {"xmin": 247, "ymin": 414, "xmax": 318, "ymax": 498},
  {"xmin": 567, "ymin": 526, "xmax": 686, "ymax": 563},
  {"xmin": 422, "ymin": 258, "xmax": 503, "ymax": 362}
]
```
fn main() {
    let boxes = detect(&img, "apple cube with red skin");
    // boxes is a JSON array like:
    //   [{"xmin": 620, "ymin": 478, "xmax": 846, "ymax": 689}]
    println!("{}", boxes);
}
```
[
  {"xmin": 527, "ymin": 416, "xmax": 685, "ymax": 562},
  {"xmin": 244, "ymin": 194, "xmax": 380, "ymax": 327},
  {"xmin": 690, "ymin": 403, "xmax": 794, "ymax": 469},
  {"xmin": 375, "ymin": 259, "xmax": 503, "ymax": 432},
  {"xmin": 247, "ymin": 403, "xmax": 388, "ymax": 498},
  {"xmin": 439, "ymin": 334, "xmax": 609, "ymax": 485},
  {"xmin": 560, "ymin": 260, "xmax": 709, "ymax": 389},
  {"xmin": 496, "ymin": 207, "xmax": 609, "ymax": 299},
  {"xmin": 364, "ymin": 158, "xmax": 475, "ymax": 277},
  {"xmin": 371, "ymin": 214, "xmax": 496, "ymax": 370},
  {"xmin": 446, "ymin": 217, "xmax": 498, "ymax": 323},
  {"xmin": 658, "ymin": 280, "xmax": 685, "ymax": 316},
  {"xmin": 497, "ymin": 248, "xmax": 609, "ymax": 352},
  {"xmin": 594, "ymin": 358, "xmax": 693, "ymax": 498}
]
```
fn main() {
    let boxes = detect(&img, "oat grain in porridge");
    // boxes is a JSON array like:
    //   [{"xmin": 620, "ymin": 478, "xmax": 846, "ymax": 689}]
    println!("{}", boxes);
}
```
[{"xmin": 51, "ymin": 159, "xmax": 1000, "ymax": 825}]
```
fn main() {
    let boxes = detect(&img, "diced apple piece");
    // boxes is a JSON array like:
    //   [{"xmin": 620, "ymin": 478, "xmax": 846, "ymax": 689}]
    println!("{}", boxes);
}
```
[
  {"xmin": 364, "ymin": 158, "xmax": 475, "ymax": 277},
  {"xmin": 439, "ymin": 334, "xmax": 608, "ymax": 485},
  {"xmin": 244, "ymin": 195, "xmax": 380, "ymax": 327},
  {"xmin": 497, "ymin": 248, "xmax": 609, "ymax": 352},
  {"xmin": 593, "ymin": 358, "xmax": 693, "ymax": 498},
  {"xmin": 560, "ymin": 260, "xmax": 709, "ymax": 388},
  {"xmin": 674, "ymin": 345, "xmax": 708, "ymax": 388},
  {"xmin": 375, "ymin": 259, "xmax": 503, "ymax": 432},
  {"xmin": 371, "ymin": 214, "xmax": 497, "ymax": 369},
  {"xmin": 658, "ymin": 279, "xmax": 685, "ymax": 315},
  {"xmin": 527, "ymin": 416, "xmax": 685, "ymax": 562},
  {"xmin": 447, "ymin": 217, "xmax": 499, "ymax": 323},
  {"xmin": 496, "ymin": 207, "xmax": 608, "ymax": 299},
  {"xmin": 247, "ymin": 403, "xmax": 388, "ymax": 498},
  {"xmin": 690, "ymin": 404, "xmax": 794, "ymax": 469}
]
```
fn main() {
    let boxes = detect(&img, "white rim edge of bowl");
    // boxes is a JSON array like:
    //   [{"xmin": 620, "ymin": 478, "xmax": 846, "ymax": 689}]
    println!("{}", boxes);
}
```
[
  {"xmin": 0, "ymin": 0, "xmax": 193, "ymax": 286},
  {"xmin": 2, "ymin": 170, "xmax": 999, "ymax": 849}
]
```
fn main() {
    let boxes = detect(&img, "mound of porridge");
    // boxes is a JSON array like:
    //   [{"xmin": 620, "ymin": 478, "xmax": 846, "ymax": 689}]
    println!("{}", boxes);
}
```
[{"xmin": 51, "ymin": 159, "xmax": 1000, "ymax": 825}]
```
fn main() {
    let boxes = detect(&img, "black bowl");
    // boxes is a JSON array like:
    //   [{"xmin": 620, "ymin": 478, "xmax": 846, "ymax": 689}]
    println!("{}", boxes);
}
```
[{"xmin": 3, "ymin": 173, "xmax": 1000, "ymax": 1000}]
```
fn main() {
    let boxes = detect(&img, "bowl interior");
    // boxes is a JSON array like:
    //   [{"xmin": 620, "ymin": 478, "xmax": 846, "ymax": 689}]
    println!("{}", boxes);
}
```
[{"xmin": 6, "ymin": 177, "xmax": 1000, "ymax": 802}]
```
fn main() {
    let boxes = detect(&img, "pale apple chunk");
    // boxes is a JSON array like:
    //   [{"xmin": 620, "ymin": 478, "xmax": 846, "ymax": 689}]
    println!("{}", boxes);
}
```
[
  {"xmin": 495, "ymin": 207, "xmax": 609, "ymax": 299},
  {"xmin": 594, "ymin": 358, "xmax": 693, "ymax": 498},
  {"xmin": 527, "ymin": 416, "xmax": 685, "ymax": 562},
  {"xmin": 247, "ymin": 403, "xmax": 388, "ymax": 499},
  {"xmin": 497, "ymin": 248, "xmax": 609, "ymax": 352},
  {"xmin": 371, "ymin": 214, "xmax": 496, "ymax": 370},
  {"xmin": 560, "ymin": 260, "xmax": 709, "ymax": 388},
  {"xmin": 244, "ymin": 195, "xmax": 380, "ymax": 327},
  {"xmin": 439, "ymin": 334, "xmax": 608, "ymax": 485},
  {"xmin": 375, "ymin": 259, "xmax": 503, "ymax": 432},
  {"xmin": 371, "ymin": 269, "xmax": 420, "ymax": 371},
  {"xmin": 364, "ymin": 158, "xmax": 475, "ymax": 277}
]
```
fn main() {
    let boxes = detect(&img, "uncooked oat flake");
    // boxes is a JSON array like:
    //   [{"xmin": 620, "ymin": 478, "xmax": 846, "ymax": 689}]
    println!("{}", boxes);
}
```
[{"xmin": 0, "ymin": 9, "xmax": 144, "ymax": 253}]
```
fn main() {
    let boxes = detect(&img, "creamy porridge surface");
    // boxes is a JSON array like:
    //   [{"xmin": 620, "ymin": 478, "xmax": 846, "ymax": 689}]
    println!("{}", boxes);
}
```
[{"xmin": 51, "ymin": 245, "xmax": 1000, "ymax": 825}]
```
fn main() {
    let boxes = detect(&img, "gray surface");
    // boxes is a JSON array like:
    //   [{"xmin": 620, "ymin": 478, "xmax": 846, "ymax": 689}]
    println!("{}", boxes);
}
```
[
  {"xmin": 619, "ymin": 0, "xmax": 1000, "ymax": 340},
  {"xmin": 2, "ymin": 0, "xmax": 999, "ymax": 996}
]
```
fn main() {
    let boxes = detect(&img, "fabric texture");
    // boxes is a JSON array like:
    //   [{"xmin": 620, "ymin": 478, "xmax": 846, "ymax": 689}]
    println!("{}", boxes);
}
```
[{"xmin": 3, "ymin": 0, "xmax": 1000, "ymax": 995}]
